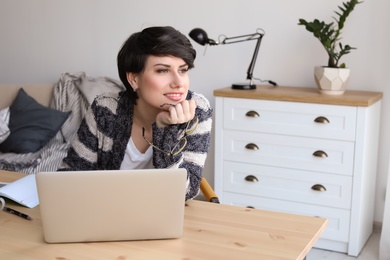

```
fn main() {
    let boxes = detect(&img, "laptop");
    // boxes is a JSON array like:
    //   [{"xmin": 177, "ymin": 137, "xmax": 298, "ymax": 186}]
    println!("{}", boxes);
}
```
[{"xmin": 35, "ymin": 169, "xmax": 187, "ymax": 243}]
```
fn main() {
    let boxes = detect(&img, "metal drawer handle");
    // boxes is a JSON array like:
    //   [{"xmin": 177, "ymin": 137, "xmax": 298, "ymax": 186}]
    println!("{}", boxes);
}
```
[
  {"xmin": 311, "ymin": 184, "xmax": 327, "ymax": 192},
  {"xmin": 314, "ymin": 116, "xmax": 330, "ymax": 124},
  {"xmin": 245, "ymin": 175, "xmax": 259, "ymax": 182},
  {"xmin": 245, "ymin": 143, "xmax": 259, "ymax": 150},
  {"xmin": 313, "ymin": 150, "xmax": 328, "ymax": 158},
  {"xmin": 245, "ymin": 110, "xmax": 260, "ymax": 118}
]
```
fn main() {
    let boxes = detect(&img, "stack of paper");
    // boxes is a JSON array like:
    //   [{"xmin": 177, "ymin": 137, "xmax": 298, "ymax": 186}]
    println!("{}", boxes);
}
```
[{"xmin": 0, "ymin": 174, "xmax": 39, "ymax": 208}]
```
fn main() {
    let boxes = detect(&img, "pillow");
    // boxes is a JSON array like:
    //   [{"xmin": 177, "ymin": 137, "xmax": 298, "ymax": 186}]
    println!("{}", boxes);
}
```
[
  {"xmin": 0, "ymin": 88, "xmax": 70, "ymax": 153},
  {"xmin": 0, "ymin": 107, "xmax": 10, "ymax": 144}
]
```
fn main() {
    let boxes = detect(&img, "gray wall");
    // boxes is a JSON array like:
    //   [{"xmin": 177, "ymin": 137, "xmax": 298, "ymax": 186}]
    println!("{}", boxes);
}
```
[{"xmin": 1, "ymin": 0, "xmax": 389, "ymax": 223}]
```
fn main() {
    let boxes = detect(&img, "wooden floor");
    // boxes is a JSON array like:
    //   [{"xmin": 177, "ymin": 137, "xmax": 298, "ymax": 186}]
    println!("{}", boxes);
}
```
[{"xmin": 307, "ymin": 231, "xmax": 380, "ymax": 259}]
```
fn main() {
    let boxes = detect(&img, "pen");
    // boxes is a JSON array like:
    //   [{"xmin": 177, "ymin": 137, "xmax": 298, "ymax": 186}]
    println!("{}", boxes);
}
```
[{"xmin": 3, "ymin": 206, "xmax": 33, "ymax": 220}]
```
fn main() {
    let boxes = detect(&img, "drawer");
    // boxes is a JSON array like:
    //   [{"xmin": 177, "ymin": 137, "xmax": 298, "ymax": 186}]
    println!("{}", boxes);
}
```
[
  {"xmin": 221, "ymin": 192, "xmax": 350, "ymax": 243},
  {"xmin": 222, "ymin": 162, "xmax": 352, "ymax": 209},
  {"xmin": 223, "ymin": 131, "xmax": 355, "ymax": 175},
  {"xmin": 223, "ymin": 98, "xmax": 357, "ymax": 141}
]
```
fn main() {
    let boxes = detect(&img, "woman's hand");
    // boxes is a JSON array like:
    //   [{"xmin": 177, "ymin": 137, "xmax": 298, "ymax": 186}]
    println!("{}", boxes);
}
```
[{"xmin": 156, "ymin": 100, "xmax": 196, "ymax": 128}]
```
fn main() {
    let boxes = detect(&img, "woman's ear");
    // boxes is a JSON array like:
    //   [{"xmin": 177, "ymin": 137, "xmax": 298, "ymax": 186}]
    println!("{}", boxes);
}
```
[{"xmin": 126, "ymin": 72, "xmax": 138, "ymax": 91}]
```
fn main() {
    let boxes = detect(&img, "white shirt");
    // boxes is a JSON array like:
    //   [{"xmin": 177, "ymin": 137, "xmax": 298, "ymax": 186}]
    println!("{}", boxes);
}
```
[{"xmin": 120, "ymin": 137, "xmax": 153, "ymax": 170}]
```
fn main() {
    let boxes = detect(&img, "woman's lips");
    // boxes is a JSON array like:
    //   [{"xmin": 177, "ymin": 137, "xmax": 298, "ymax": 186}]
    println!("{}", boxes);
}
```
[{"xmin": 164, "ymin": 93, "xmax": 182, "ymax": 102}]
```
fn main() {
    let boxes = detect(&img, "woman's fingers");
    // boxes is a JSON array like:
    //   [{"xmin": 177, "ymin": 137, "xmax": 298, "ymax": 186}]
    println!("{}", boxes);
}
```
[
  {"xmin": 169, "ymin": 100, "xmax": 196, "ymax": 123},
  {"xmin": 156, "ymin": 100, "xmax": 196, "ymax": 127}
]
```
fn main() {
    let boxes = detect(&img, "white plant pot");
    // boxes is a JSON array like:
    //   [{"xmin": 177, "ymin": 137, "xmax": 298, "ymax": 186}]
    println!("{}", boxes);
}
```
[{"xmin": 314, "ymin": 66, "xmax": 350, "ymax": 95}]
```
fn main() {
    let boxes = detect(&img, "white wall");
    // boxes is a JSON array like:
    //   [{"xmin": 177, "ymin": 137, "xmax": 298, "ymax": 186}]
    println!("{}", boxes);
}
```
[{"xmin": 1, "ymin": 0, "xmax": 389, "ymax": 223}]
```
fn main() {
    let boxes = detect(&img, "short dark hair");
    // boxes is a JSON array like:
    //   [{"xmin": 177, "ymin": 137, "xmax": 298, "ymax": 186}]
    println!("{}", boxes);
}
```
[{"xmin": 117, "ymin": 26, "xmax": 196, "ymax": 103}]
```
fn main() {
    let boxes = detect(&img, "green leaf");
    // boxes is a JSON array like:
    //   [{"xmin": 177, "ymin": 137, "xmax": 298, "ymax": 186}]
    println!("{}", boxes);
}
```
[{"xmin": 298, "ymin": 0, "xmax": 363, "ymax": 68}]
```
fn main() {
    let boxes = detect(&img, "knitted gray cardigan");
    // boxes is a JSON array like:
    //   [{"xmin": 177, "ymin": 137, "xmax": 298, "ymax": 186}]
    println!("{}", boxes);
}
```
[{"xmin": 58, "ymin": 90, "xmax": 213, "ymax": 200}]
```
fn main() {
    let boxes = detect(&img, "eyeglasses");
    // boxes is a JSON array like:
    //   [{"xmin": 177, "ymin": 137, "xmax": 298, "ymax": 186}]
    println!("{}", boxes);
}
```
[{"xmin": 142, "ymin": 116, "xmax": 199, "ymax": 156}]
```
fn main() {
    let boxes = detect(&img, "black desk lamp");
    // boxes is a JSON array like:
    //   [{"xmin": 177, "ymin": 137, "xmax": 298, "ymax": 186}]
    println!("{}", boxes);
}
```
[{"xmin": 189, "ymin": 28, "xmax": 265, "ymax": 90}]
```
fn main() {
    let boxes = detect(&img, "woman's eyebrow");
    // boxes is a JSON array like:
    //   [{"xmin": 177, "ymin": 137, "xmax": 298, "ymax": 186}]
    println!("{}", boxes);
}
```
[
  {"xmin": 154, "ymin": 63, "xmax": 169, "ymax": 67},
  {"xmin": 153, "ymin": 63, "xmax": 188, "ymax": 68}
]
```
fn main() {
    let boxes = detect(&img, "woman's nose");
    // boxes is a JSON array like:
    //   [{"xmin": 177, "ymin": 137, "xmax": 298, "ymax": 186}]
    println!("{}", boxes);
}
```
[{"xmin": 170, "ymin": 72, "xmax": 183, "ymax": 88}]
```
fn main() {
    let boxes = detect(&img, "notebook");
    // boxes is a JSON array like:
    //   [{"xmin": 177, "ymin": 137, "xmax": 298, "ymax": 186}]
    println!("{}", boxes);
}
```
[{"xmin": 35, "ymin": 169, "xmax": 187, "ymax": 243}]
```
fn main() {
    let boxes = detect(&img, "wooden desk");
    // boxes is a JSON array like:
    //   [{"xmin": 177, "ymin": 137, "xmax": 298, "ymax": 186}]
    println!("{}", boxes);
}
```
[{"xmin": 0, "ymin": 171, "xmax": 327, "ymax": 260}]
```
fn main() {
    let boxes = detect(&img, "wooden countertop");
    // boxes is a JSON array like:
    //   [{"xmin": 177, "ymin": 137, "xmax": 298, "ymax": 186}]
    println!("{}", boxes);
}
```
[{"xmin": 214, "ymin": 86, "xmax": 383, "ymax": 107}]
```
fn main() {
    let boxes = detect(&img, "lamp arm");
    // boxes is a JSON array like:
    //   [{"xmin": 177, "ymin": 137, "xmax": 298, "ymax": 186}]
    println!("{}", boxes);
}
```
[
  {"xmin": 219, "ymin": 32, "xmax": 264, "ymax": 82},
  {"xmin": 246, "ymin": 35, "xmax": 263, "ymax": 81},
  {"xmin": 219, "ymin": 32, "xmax": 262, "ymax": 45}
]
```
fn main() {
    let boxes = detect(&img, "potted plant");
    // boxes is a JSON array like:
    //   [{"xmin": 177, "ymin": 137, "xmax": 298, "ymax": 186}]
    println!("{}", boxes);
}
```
[{"xmin": 298, "ymin": 0, "xmax": 363, "ymax": 95}]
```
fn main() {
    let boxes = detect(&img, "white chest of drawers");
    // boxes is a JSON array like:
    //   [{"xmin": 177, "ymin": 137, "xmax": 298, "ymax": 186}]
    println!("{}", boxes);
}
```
[{"xmin": 214, "ymin": 86, "xmax": 383, "ymax": 256}]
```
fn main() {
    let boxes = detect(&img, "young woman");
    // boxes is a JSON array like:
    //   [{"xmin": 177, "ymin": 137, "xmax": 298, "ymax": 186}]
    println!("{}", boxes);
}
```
[{"xmin": 58, "ymin": 26, "xmax": 213, "ymax": 200}]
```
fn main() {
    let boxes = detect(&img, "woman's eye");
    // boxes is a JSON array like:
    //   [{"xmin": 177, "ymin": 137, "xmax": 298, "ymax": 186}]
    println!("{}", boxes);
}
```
[
  {"xmin": 156, "ymin": 69, "xmax": 169, "ymax": 73},
  {"xmin": 179, "ymin": 68, "xmax": 189, "ymax": 74}
]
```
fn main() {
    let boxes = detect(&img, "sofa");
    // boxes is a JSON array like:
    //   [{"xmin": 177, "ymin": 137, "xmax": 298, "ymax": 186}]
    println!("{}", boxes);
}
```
[{"xmin": 0, "ymin": 72, "xmax": 125, "ymax": 174}]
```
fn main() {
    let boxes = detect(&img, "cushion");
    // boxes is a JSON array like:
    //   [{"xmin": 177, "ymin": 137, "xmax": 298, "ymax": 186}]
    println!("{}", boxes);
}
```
[
  {"xmin": 0, "ymin": 88, "xmax": 70, "ymax": 153},
  {"xmin": 0, "ymin": 107, "xmax": 10, "ymax": 144}
]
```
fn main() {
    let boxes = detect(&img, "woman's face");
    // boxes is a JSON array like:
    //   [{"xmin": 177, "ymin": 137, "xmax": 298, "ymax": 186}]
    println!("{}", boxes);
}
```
[{"xmin": 129, "ymin": 55, "xmax": 190, "ymax": 111}]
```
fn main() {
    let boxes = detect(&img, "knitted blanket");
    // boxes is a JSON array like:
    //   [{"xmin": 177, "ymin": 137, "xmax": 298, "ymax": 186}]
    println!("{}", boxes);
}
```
[{"xmin": 0, "ymin": 72, "xmax": 124, "ymax": 174}]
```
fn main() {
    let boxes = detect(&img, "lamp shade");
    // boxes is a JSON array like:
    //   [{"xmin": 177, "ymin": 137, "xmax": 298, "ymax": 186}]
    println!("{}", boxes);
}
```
[{"xmin": 189, "ymin": 28, "xmax": 211, "ymax": 46}]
